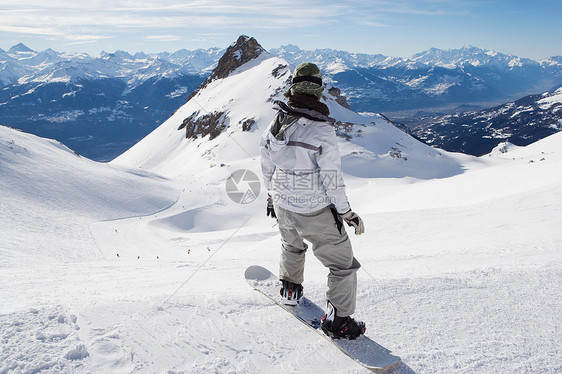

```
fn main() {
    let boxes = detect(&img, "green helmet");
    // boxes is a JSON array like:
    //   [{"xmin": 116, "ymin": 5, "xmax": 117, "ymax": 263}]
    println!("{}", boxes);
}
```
[{"xmin": 284, "ymin": 62, "xmax": 324, "ymax": 99}]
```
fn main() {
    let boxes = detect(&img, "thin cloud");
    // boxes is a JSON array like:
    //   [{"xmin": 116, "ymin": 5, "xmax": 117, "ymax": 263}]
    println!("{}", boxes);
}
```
[
  {"xmin": 0, "ymin": 25, "xmax": 64, "ymax": 37},
  {"xmin": 0, "ymin": 24, "xmax": 111, "ymax": 43},
  {"xmin": 0, "ymin": 0, "xmax": 343, "ymax": 31},
  {"xmin": 0, "ymin": 0, "xmax": 507, "ymax": 54},
  {"xmin": 144, "ymin": 35, "xmax": 182, "ymax": 42},
  {"xmin": 65, "ymin": 34, "xmax": 113, "ymax": 41},
  {"xmin": 64, "ymin": 39, "xmax": 109, "ymax": 46},
  {"xmin": 356, "ymin": 20, "xmax": 389, "ymax": 27}
]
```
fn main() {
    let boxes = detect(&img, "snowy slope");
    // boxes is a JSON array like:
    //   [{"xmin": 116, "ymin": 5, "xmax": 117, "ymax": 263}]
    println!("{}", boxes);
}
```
[
  {"xmin": 1, "ymin": 43, "xmax": 561, "ymax": 373},
  {"xmin": 0, "ymin": 125, "xmax": 178, "ymax": 265},
  {"xmin": 113, "ymin": 50, "xmax": 466, "ymax": 181},
  {"xmin": 110, "ymin": 44, "xmax": 470, "ymax": 242},
  {"xmin": 1, "ymin": 127, "xmax": 560, "ymax": 373}
]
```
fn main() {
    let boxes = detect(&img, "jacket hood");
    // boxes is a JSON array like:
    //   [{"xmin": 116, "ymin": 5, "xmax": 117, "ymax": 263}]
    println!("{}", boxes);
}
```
[
  {"xmin": 273, "ymin": 100, "xmax": 335, "ymax": 123},
  {"xmin": 264, "ymin": 100, "xmax": 336, "ymax": 152}
]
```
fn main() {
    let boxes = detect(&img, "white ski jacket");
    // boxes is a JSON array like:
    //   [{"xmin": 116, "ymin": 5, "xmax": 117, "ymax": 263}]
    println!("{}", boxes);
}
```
[{"xmin": 260, "ymin": 102, "xmax": 351, "ymax": 214}]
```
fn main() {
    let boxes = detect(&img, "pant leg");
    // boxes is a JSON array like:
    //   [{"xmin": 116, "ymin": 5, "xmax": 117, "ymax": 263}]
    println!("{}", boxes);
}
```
[
  {"xmin": 301, "ymin": 207, "xmax": 360, "ymax": 317},
  {"xmin": 276, "ymin": 205, "xmax": 360, "ymax": 317},
  {"xmin": 276, "ymin": 205, "xmax": 308, "ymax": 284}
]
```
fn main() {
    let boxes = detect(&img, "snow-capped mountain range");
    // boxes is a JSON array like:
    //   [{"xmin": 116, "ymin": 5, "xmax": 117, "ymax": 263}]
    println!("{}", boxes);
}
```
[
  {"xmin": 1, "ymin": 40, "xmax": 562, "ymax": 161},
  {"xmin": 272, "ymin": 44, "xmax": 557, "ymax": 72},
  {"xmin": 409, "ymin": 86, "xmax": 562, "ymax": 156},
  {"xmin": 113, "ymin": 35, "xmax": 463, "ymax": 181},
  {"xmin": 272, "ymin": 44, "xmax": 562, "ymax": 112},
  {"xmin": 1, "ymin": 35, "xmax": 561, "ymax": 374},
  {"xmin": 0, "ymin": 42, "xmax": 222, "ymax": 86},
  {"xmin": 0, "ymin": 43, "xmax": 223, "ymax": 161}
]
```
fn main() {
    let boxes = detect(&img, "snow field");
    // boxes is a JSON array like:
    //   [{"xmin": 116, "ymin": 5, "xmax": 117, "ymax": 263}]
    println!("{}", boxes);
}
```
[
  {"xmin": 1, "ymin": 49, "xmax": 561, "ymax": 372},
  {"xmin": 1, "ymin": 306, "xmax": 87, "ymax": 374}
]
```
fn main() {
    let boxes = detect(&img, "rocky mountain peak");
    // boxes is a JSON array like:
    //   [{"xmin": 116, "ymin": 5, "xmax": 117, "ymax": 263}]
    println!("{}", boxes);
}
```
[
  {"xmin": 179, "ymin": 36, "xmax": 271, "ymax": 140},
  {"xmin": 188, "ymin": 35, "xmax": 266, "ymax": 100},
  {"xmin": 212, "ymin": 35, "xmax": 265, "ymax": 79}
]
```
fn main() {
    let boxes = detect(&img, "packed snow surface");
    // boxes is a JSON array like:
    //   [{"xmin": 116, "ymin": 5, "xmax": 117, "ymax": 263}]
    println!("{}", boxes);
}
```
[
  {"xmin": 2, "ymin": 128, "xmax": 560, "ymax": 373},
  {"xmin": 1, "ymin": 53, "xmax": 561, "ymax": 373}
]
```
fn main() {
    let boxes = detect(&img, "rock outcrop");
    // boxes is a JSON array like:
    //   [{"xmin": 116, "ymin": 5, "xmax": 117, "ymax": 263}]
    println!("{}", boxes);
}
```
[
  {"xmin": 187, "ymin": 35, "xmax": 266, "ymax": 101},
  {"xmin": 179, "ymin": 35, "xmax": 266, "ymax": 140},
  {"xmin": 178, "ymin": 110, "xmax": 227, "ymax": 140}
]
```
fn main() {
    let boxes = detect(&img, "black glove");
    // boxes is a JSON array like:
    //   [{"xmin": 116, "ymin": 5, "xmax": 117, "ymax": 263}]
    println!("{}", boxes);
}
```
[
  {"xmin": 340, "ymin": 210, "xmax": 364, "ymax": 235},
  {"xmin": 267, "ymin": 195, "xmax": 277, "ymax": 219}
]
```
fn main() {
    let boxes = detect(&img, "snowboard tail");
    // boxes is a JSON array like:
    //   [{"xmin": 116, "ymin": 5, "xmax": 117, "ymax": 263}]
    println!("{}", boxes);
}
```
[{"xmin": 245, "ymin": 265, "xmax": 402, "ymax": 373}]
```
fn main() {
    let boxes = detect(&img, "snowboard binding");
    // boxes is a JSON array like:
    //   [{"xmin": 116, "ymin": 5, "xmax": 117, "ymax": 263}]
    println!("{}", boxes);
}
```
[
  {"xmin": 321, "ymin": 302, "xmax": 366, "ymax": 340},
  {"xmin": 279, "ymin": 279, "xmax": 303, "ymax": 306}
]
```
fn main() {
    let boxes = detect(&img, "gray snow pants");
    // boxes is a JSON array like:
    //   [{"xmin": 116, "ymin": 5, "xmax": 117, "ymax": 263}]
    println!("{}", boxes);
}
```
[{"xmin": 275, "ymin": 204, "xmax": 361, "ymax": 317}]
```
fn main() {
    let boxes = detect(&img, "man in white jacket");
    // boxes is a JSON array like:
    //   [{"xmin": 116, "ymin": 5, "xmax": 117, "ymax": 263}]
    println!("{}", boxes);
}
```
[{"xmin": 260, "ymin": 62, "xmax": 366, "ymax": 340}]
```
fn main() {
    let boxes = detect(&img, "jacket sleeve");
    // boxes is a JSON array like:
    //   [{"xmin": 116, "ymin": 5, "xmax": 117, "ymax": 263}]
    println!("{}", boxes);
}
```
[
  {"xmin": 259, "ymin": 133, "xmax": 275, "ymax": 192},
  {"xmin": 316, "ymin": 127, "xmax": 351, "ymax": 214}
]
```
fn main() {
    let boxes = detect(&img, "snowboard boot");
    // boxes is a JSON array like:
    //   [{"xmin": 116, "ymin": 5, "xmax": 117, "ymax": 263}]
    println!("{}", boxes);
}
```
[
  {"xmin": 321, "ymin": 302, "xmax": 366, "ymax": 340},
  {"xmin": 279, "ymin": 279, "xmax": 303, "ymax": 306}
]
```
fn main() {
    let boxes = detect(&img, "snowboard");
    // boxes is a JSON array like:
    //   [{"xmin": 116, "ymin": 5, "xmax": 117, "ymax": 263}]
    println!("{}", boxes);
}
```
[{"xmin": 245, "ymin": 265, "xmax": 402, "ymax": 373}]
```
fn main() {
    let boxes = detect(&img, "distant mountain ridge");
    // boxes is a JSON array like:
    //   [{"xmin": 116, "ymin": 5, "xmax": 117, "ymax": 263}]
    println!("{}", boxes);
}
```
[
  {"xmin": 271, "ymin": 44, "xmax": 559, "ymax": 73},
  {"xmin": 1, "ymin": 42, "xmax": 562, "ymax": 160},
  {"xmin": 408, "ymin": 86, "xmax": 562, "ymax": 156},
  {"xmin": 0, "ymin": 44, "xmax": 222, "ymax": 85},
  {"xmin": 0, "ymin": 44, "xmax": 223, "ymax": 160},
  {"xmin": 271, "ymin": 44, "xmax": 562, "ymax": 112}
]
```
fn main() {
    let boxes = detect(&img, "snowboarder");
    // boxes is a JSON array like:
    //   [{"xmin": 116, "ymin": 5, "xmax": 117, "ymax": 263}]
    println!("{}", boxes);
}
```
[{"xmin": 260, "ymin": 62, "xmax": 366, "ymax": 340}]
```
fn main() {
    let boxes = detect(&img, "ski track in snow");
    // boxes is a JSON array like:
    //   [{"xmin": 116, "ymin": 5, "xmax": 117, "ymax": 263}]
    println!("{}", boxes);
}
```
[{"xmin": 360, "ymin": 267, "xmax": 561, "ymax": 373}]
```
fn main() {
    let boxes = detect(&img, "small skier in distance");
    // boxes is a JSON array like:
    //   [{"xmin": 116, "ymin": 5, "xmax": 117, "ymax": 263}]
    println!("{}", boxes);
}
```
[{"xmin": 260, "ymin": 62, "xmax": 366, "ymax": 340}]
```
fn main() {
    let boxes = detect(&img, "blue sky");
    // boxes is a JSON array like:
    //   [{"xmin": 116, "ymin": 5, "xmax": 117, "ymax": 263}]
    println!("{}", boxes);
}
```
[{"xmin": 1, "ymin": 0, "xmax": 561, "ymax": 59}]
